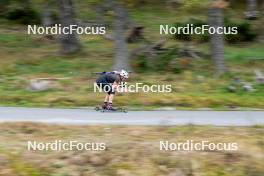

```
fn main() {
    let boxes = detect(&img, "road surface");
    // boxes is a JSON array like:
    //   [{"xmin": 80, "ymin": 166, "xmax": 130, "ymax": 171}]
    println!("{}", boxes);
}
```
[{"xmin": 0, "ymin": 107, "xmax": 263, "ymax": 126}]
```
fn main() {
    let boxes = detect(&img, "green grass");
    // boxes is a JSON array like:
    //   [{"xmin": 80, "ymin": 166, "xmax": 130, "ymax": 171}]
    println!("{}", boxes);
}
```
[
  {"xmin": 0, "ymin": 29, "xmax": 263, "ymax": 108},
  {"xmin": 225, "ymin": 44, "xmax": 264, "ymax": 63},
  {"xmin": 0, "ymin": 1, "xmax": 263, "ymax": 109}
]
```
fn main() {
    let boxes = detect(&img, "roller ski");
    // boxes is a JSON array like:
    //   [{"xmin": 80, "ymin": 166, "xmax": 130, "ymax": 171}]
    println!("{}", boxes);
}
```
[{"xmin": 95, "ymin": 103, "xmax": 127, "ymax": 113}]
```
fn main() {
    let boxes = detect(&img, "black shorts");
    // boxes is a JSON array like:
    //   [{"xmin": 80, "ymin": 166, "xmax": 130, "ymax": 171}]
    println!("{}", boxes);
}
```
[{"xmin": 97, "ymin": 82, "xmax": 115, "ymax": 95}]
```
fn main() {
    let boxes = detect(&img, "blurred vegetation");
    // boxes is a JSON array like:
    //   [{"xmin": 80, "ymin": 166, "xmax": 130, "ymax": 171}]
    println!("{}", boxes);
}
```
[
  {"xmin": 0, "ymin": 0, "xmax": 41, "ymax": 24},
  {"xmin": 0, "ymin": 0, "xmax": 263, "ymax": 109},
  {"xmin": 173, "ymin": 18, "xmax": 258, "ymax": 43},
  {"xmin": 0, "ymin": 123, "xmax": 263, "ymax": 175},
  {"xmin": 5, "ymin": 8, "xmax": 40, "ymax": 25}
]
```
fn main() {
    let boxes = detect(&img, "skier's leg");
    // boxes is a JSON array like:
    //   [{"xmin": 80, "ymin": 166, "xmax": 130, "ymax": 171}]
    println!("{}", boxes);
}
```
[
  {"xmin": 102, "ymin": 94, "xmax": 109, "ymax": 109},
  {"xmin": 106, "ymin": 94, "xmax": 116, "ymax": 110},
  {"xmin": 108, "ymin": 94, "xmax": 114, "ymax": 104}
]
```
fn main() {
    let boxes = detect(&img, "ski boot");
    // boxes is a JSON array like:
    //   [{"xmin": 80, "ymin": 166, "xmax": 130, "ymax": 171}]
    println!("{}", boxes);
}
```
[
  {"xmin": 102, "ymin": 102, "xmax": 108, "ymax": 109},
  {"xmin": 106, "ymin": 103, "xmax": 117, "ymax": 111}
]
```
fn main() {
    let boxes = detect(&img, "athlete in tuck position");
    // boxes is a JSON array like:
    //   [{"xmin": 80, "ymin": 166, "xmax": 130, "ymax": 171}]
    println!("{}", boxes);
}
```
[{"xmin": 96, "ymin": 70, "xmax": 129, "ymax": 110}]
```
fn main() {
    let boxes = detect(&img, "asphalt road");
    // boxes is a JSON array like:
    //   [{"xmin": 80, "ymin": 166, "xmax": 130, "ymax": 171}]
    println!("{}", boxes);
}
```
[{"xmin": 0, "ymin": 107, "xmax": 263, "ymax": 126}]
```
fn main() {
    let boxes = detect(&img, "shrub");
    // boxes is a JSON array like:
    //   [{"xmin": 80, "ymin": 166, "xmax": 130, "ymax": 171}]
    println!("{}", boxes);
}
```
[
  {"xmin": 132, "ymin": 55, "xmax": 149, "ymax": 73},
  {"xmin": 5, "ymin": 8, "xmax": 40, "ymax": 24},
  {"xmin": 225, "ymin": 20, "xmax": 257, "ymax": 43},
  {"xmin": 174, "ymin": 18, "xmax": 208, "ymax": 42},
  {"xmin": 132, "ymin": 47, "xmax": 185, "ymax": 73},
  {"xmin": 154, "ymin": 48, "xmax": 178, "ymax": 71},
  {"xmin": 0, "ymin": 0, "xmax": 10, "ymax": 16},
  {"xmin": 173, "ymin": 18, "xmax": 258, "ymax": 43}
]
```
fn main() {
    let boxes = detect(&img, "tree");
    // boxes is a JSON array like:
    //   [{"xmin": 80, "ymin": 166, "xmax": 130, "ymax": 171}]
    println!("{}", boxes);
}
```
[
  {"xmin": 245, "ymin": 0, "xmax": 258, "ymax": 20},
  {"xmin": 96, "ymin": 0, "xmax": 132, "ymax": 71},
  {"xmin": 41, "ymin": 1, "xmax": 55, "ymax": 39},
  {"xmin": 112, "ymin": 4, "xmax": 131, "ymax": 70},
  {"xmin": 58, "ymin": 0, "xmax": 81, "ymax": 54},
  {"xmin": 0, "ymin": 0, "xmax": 10, "ymax": 16},
  {"xmin": 42, "ymin": 1, "xmax": 53, "ymax": 27},
  {"xmin": 208, "ymin": 0, "xmax": 228, "ymax": 76},
  {"xmin": 259, "ymin": 1, "xmax": 264, "ymax": 43}
]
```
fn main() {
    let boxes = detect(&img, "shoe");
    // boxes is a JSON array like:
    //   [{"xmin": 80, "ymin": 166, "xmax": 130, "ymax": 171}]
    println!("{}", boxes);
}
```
[
  {"xmin": 106, "ymin": 103, "xmax": 116, "ymax": 111},
  {"xmin": 102, "ymin": 102, "xmax": 108, "ymax": 109}
]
